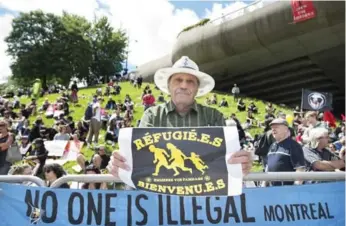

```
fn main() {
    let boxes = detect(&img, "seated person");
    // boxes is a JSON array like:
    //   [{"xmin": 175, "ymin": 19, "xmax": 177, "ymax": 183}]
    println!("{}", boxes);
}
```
[
  {"xmin": 96, "ymin": 88, "xmax": 103, "ymax": 96},
  {"xmin": 303, "ymin": 128, "xmax": 345, "ymax": 175},
  {"xmin": 113, "ymin": 82, "xmax": 121, "ymax": 95},
  {"xmin": 157, "ymin": 92, "xmax": 165, "ymax": 103},
  {"xmin": 53, "ymin": 125, "xmax": 71, "ymax": 141},
  {"xmin": 62, "ymin": 99, "xmax": 69, "ymax": 116},
  {"xmin": 76, "ymin": 120, "xmax": 89, "ymax": 142},
  {"xmin": 248, "ymin": 102, "xmax": 258, "ymax": 114},
  {"xmin": 29, "ymin": 117, "xmax": 44, "ymax": 142},
  {"xmin": 124, "ymin": 99, "xmax": 134, "ymax": 111},
  {"xmin": 19, "ymin": 119, "xmax": 31, "ymax": 137},
  {"xmin": 25, "ymin": 138, "xmax": 48, "ymax": 178},
  {"xmin": 104, "ymin": 86, "xmax": 111, "ymax": 96},
  {"xmin": 210, "ymin": 94, "xmax": 217, "ymax": 105},
  {"xmin": 124, "ymin": 94, "xmax": 132, "ymax": 103},
  {"xmin": 237, "ymin": 98, "xmax": 246, "ymax": 112},
  {"xmin": 14, "ymin": 111, "xmax": 26, "ymax": 132},
  {"xmin": 66, "ymin": 116, "xmax": 75, "ymax": 133},
  {"xmin": 76, "ymin": 145, "xmax": 111, "ymax": 172},
  {"xmin": 27, "ymin": 99, "xmax": 37, "ymax": 116},
  {"xmin": 20, "ymin": 104, "xmax": 30, "ymax": 119},
  {"xmin": 12, "ymin": 95, "xmax": 20, "ymax": 109},
  {"xmin": 19, "ymin": 135, "xmax": 32, "ymax": 157},
  {"xmin": 219, "ymin": 97, "xmax": 229, "ymax": 107},
  {"xmin": 265, "ymin": 103, "xmax": 275, "ymax": 114},
  {"xmin": 44, "ymin": 163, "xmax": 70, "ymax": 188},
  {"xmin": 7, "ymin": 106, "xmax": 17, "ymax": 119},
  {"xmin": 204, "ymin": 97, "xmax": 211, "ymax": 105},
  {"xmin": 106, "ymin": 97, "xmax": 116, "ymax": 110},
  {"xmin": 247, "ymin": 110, "xmax": 256, "ymax": 126},
  {"xmin": 142, "ymin": 90, "xmax": 155, "ymax": 110},
  {"xmin": 40, "ymin": 99, "xmax": 50, "ymax": 112},
  {"xmin": 105, "ymin": 119, "xmax": 120, "ymax": 144},
  {"xmin": 116, "ymin": 101, "xmax": 125, "ymax": 112}
]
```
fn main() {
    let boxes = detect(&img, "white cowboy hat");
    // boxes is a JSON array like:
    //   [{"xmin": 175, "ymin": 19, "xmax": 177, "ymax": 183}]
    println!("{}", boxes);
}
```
[{"xmin": 154, "ymin": 56, "xmax": 215, "ymax": 97}]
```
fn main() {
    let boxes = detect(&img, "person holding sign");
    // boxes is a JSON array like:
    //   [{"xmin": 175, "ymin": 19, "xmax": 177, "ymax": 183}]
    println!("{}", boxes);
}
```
[{"xmin": 109, "ymin": 56, "xmax": 252, "ymax": 178}]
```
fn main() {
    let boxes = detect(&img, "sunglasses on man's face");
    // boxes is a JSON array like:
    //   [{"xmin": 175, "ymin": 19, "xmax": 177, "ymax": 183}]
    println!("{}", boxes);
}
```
[{"xmin": 0, "ymin": 124, "xmax": 5, "ymax": 127}]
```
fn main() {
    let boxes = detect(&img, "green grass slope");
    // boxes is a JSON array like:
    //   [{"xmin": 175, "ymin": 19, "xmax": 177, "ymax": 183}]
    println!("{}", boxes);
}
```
[{"xmin": 19, "ymin": 82, "xmax": 293, "ymax": 173}]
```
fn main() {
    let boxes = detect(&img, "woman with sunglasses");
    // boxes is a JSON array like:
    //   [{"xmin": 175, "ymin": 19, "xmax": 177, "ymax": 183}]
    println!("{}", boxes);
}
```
[
  {"xmin": 0, "ymin": 120, "xmax": 14, "ymax": 175},
  {"xmin": 43, "ymin": 163, "xmax": 69, "ymax": 188}
]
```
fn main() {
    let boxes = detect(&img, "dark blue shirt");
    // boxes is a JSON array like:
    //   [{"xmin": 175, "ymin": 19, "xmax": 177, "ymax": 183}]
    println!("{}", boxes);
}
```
[{"xmin": 267, "ymin": 137, "xmax": 305, "ymax": 185}]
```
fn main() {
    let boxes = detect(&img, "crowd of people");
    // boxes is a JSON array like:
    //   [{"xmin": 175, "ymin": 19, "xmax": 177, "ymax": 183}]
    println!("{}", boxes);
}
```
[{"xmin": 0, "ymin": 56, "xmax": 344, "ymax": 190}]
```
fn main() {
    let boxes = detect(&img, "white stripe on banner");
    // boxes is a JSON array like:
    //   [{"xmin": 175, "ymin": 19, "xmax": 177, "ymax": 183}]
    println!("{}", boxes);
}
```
[
  {"xmin": 118, "ymin": 127, "xmax": 135, "ymax": 188},
  {"xmin": 224, "ymin": 126, "xmax": 243, "ymax": 196}
]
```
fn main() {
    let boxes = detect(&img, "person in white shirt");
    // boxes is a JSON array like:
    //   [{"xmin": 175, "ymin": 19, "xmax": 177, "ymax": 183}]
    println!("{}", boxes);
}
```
[{"xmin": 87, "ymin": 97, "xmax": 102, "ymax": 144}]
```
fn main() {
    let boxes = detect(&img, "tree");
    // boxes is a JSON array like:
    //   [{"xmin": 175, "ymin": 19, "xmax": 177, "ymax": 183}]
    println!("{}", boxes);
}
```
[
  {"xmin": 57, "ymin": 12, "xmax": 93, "ymax": 87},
  {"xmin": 5, "ymin": 10, "xmax": 65, "ymax": 88},
  {"xmin": 90, "ymin": 17, "xmax": 127, "ymax": 84},
  {"xmin": 5, "ymin": 11, "xmax": 127, "ymax": 88}
]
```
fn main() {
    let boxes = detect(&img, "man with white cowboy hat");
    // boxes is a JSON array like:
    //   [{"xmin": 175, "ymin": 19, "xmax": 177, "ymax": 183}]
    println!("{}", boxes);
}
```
[{"xmin": 109, "ymin": 56, "xmax": 253, "ymax": 177}]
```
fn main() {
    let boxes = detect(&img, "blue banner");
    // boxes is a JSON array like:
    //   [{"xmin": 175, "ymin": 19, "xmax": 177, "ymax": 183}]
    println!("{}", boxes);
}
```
[{"xmin": 0, "ymin": 182, "xmax": 344, "ymax": 226}]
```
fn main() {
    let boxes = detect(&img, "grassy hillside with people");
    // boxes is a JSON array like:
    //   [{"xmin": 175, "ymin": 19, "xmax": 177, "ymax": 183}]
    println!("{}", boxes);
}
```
[{"xmin": 18, "ymin": 82, "xmax": 294, "ymax": 173}]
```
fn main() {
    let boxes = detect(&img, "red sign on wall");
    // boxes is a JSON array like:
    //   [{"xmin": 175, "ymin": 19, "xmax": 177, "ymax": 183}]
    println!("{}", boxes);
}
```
[{"xmin": 291, "ymin": 0, "xmax": 317, "ymax": 23}]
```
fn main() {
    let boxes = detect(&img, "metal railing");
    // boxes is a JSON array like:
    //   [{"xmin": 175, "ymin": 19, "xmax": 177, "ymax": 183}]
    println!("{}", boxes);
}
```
[
  {"xmin": 0, "ymin": 172, "xmax": 344, "ymax": 188},
  {"xmin": 208, "ymin": 0, "xmax": 276, "ymax": 25},
  {"xmin": 49, "ymin": 172, "xmax": 346, "ymax": 188},
  {"xmin": 0, "ymin": 175, "xmax": 46, "ymax": 187},
  {"xmin": 51, "ymin": 174, "xmax": 122, "ymax": 188},
  {"xmin": 177, "ymin": 0, "xmax": 278, "ymax": 37}
]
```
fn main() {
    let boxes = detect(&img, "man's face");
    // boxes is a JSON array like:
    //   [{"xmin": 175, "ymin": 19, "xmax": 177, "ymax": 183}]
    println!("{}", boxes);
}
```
[
  {"xmin": 168, "ymin": 73, "xmax": 199, "ymax": 106},
  {"xmin": 271, "ymin": 124, "xmax": 288, "ymax": 141},
  {"xmin": 98, "ymin": 148, "xmax": 105, "ymax": 156},
  {"xmin": 318, "ymin": 134, "xmax": 329, "ymax": 148},
  {"xmin": 307, "ymin": 116, "xmax": 316, "ymax": 125}
]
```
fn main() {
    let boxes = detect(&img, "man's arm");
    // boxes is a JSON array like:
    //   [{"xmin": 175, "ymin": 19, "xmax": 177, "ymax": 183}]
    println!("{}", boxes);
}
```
[
  {"xmin": 304, "ymin": 147, "xmax": 345, "ymax": 171},
  {"xmin": 313, "ymin": 160, "xmax": 345, "ymax": 171}
]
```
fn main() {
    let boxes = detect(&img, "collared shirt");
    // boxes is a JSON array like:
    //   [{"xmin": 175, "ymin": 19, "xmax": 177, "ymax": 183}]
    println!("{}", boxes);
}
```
[
  {"xmin": 266, "ymin": 137, "xmax": 306, "ymax": 186},
  {"xmin": 138, "ymin": 100, "xmax": 225, "ymax": 128},
  {"xmin": 303, "ymin": 147, "xmax": 340, "ymax": 171}
]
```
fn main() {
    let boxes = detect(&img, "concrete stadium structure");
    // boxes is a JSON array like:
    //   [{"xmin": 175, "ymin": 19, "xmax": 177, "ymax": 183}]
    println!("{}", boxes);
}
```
[{"xmin": 138, "ymin": 1, "xmax": 345, "ymax": 114}]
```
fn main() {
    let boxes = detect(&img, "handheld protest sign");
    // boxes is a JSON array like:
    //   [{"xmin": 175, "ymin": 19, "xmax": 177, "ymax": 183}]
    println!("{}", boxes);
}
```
[{"xmin": 118, "ymin": 127, "xmax": 242, "ymax": 196}]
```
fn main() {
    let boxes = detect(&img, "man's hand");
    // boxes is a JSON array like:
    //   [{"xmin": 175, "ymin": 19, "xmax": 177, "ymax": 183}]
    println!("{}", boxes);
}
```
[
  {"xmin": 228, "ymin": 150, "xmax": 253, "ymax": 176},
  {"xmin": 107, "ymin": 151, "xmax": 130, "ymax": 178}
]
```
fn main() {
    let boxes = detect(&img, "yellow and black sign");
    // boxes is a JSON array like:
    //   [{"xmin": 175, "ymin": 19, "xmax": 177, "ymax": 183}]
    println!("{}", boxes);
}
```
[{"xmin": 130, "ymin": 127, "xmax": 228, "ymax": 196}]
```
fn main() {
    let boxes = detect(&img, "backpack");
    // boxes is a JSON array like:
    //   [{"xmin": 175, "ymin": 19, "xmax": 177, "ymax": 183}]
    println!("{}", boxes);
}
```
[
  {"xmin": 6, "ymin": 141, "xmax": 22, "ymax": 163},
  {"xmin": 84, "ymin": 103, "xmax": 93, "ymax": 120}
]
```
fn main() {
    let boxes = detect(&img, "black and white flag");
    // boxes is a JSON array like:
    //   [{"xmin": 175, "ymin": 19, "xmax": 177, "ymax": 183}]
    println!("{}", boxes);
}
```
[{"xmin": 301, "ymin": 89, "xmax": 333, "ymax": 111}]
